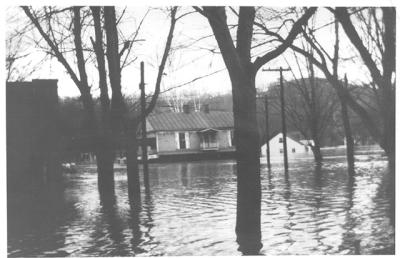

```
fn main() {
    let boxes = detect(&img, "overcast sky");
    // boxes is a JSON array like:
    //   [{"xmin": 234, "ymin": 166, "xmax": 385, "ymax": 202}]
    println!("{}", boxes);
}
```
[{"xmin": 5, "ymin": 4, "xmax": 388, "ymax": 98}]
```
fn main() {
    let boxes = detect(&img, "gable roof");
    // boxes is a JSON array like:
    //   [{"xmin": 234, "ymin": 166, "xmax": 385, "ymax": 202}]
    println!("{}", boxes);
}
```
[
  {"xmin": 147, "ymin": 111, "xmax": 233, "ymax": 132},
  {"xmin": 266, "ymin": 131, "xmax": 308, "ymax": 145}
]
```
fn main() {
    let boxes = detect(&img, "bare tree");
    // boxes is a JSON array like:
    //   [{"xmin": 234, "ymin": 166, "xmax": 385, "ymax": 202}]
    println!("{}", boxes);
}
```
[
  {"xmin": 194, "ymin": 6, "xmax": 316, "ymax": 254},
  {"xmin": 161, "ymin": 88, "xmax": 208, "ymax": 112},
  {"xmin": 255, "ymin": 7, "xmax": 395, "ymax": 169},
  {"xmin": 21, "ymin": 6, "xmax": 178, "ymax": 199},
  {"xmin": 254, "ymin": 8, "xmax": 357, "ymax": 170},
  {"xmin": 271, "ymin": 53, "xmax": 339, "ymax": 162},
  {"xmin": 163, "ymin": 90, "xmax": 188, "ymax": 112},
  {"xmin": 334, "ymin": 7, "xmax": 395, "ymax": 170},
  {"xmin": 6, "ymin": 10, "xmax": 46, "ymax": 81},
  {"xmin": 6, "ymin": 34, "xmax": 36, "ymax": 81},
  {"xmin": 332, "ymin": 18, "xmax": 355, "ymax": 173},
  {"xmin": 125, "ymin": 6, "xmax": 179, "ymax": 203}
]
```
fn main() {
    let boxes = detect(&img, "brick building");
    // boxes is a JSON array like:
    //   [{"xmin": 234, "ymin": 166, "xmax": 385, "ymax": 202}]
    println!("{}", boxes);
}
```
[{"xmin": 7, "ymin": 79, "xmax": 60, "ymax": 191}]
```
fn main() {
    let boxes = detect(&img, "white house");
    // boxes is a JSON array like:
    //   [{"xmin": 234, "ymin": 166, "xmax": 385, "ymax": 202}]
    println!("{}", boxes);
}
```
[
  {"xmin": 141, "ymin": 106, "xmax": 235, "ymax": 160},
  {"xmin": 261, "ymin": 132, "xmax": 313, "ymax": 159}
]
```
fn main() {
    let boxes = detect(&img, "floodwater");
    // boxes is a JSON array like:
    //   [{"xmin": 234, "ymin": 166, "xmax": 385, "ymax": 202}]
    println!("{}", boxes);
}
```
[{"xmin": 8, "ymin": 153, "xmax": 395, "ymax": 256}]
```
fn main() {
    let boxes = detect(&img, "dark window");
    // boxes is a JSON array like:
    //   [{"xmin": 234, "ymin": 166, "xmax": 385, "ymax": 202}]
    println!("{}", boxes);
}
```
[
  {"xmin": 292, "ymin": 148, "xmax": 296, "ymax": 153},
  {"xmin": 179, "ymin": 132, "xmax": 186, "ymax": 149},
  {"xmin": 279, "ymin": 137, "xmax": 283, "ymax": 143},
  {"xmin": 148, "ymin": 138, "xmax": 157, "ymax": 150},
  {"xmin": 210, "ymin": 132, "xmax": 216, "ymax": 142}
]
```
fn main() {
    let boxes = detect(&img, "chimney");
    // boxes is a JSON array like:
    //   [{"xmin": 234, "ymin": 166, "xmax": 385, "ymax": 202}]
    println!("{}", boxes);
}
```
[
  {"xmin": 183, "ymin": 104, "xmax": 190, "ymax": 114},
  {"xmin": 203, "ymin": 104, "xmax": 210, "ymax": 114}
]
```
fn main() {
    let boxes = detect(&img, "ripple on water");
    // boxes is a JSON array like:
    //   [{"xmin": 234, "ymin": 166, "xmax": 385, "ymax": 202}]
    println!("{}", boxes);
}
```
[{"xmin": 8, "ymin": 157, "xmax": 394, "ymax": 256}]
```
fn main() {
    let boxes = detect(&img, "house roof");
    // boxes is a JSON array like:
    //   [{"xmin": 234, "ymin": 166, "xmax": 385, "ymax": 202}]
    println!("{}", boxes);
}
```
[
  {"xmin": 266, "ymin": 131, "xmax": 308, "ymax": 145},
  {"xmin": 147, "ymin": 111, "xmax": 233, "ymax": 132}
]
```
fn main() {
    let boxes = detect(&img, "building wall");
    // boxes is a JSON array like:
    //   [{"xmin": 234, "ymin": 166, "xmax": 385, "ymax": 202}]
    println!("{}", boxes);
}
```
[
  {"xmin": 189, "ymin": 131, "xmax": 200, "ymax": 149},
  {"xmin": 155, "ymin": 129, "xmax": 233, "ymax": 153},
  {"xmin": 7, "ymin": 79, "xmax": 60, "ymax": 190},
  {"xmin": 156, "ymin": 131, "xmax": 177, "ymax": 152},
  {"xmin": 261, "ymin": 133, "xmax": 311, "ymax": 158}
]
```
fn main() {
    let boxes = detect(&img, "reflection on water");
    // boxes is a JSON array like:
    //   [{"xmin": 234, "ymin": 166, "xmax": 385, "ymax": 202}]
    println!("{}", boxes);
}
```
[{"xmin": 8, "ymin": 157, "xmax": 394, "ymax": 256}]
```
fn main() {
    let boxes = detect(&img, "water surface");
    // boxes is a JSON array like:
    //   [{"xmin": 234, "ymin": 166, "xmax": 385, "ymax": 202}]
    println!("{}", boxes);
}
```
[{"xmin": 8, "ymin": 155, "xmax": 395, "ymax": 256}]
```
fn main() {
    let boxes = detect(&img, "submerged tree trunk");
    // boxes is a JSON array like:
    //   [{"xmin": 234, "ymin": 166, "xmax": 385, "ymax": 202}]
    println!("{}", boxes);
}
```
[
  {"xmin": 339, "ymin": 90, "xmax": 355, "ymax": 174},
  {"xmin": 200, "ymin": 6, "xmax": 316, "ymax": 254},
  {"xmin": 303, "ymin": 57, "xmax": 324, "ymax": 164},
  {"xmin": 201, "ymin": 7, "xmax": 262, "ymax": 253},
  {"xmin": 310, "ymin": 141, "xmax": 323, "ymax": 163},
  {"xmin": 380, "ymin": 88, "xmax": 395, "ymax": 174},
  {"xmin": 95, "ymin": 136, "xmax": 115, "ymax": 195},
  {"xmin": 310, "ymin": 111, "xmax": 323, "ymax": 163},
  {"xmin": 334, "ymin": 7, "xmax": 395, "ymax": 171},
  {"xmin": 332, "ymin": 19, "xmax": 355, "ymax": 174},
  {"xmin": 233, "ymin": 74, "xmax": 262, "ymax": 254}
]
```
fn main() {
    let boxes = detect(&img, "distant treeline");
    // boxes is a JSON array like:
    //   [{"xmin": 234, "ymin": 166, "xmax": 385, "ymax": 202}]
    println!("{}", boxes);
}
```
[{"xmin": 58, "ymin": 78, "xmax": 377, "ymax": 147}]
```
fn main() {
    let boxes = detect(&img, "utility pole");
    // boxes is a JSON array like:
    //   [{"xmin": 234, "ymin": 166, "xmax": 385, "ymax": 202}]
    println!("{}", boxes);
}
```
[
  {"xmin": 139, "ymin": 61, "xmax": 149, "ymax": 189},
  {"xmin": 263, "ymin": 67, "xmax": 290, "ymax": 175},
  {"xmin": 264, "ymin": 94, "xmax": 271, "ymax": 170}
]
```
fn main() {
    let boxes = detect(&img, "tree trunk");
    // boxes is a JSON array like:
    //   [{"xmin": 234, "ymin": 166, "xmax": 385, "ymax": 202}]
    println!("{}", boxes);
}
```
[
  {"xmin": 233, "ymin": 74, "xmax": 262, "ymax": 254},
  {"xmin": 336, "ymin": 77, "xmax": 355, "ymax": 175},
  {"xmin": 311, "ymin": 141, "xmax": 323, "ymax": 163},
  {"xmin": 380, "ymin": 7, "xmax": 396, "ymax": 175},
  {"xmin": 307, "ymin": 62, "xmax": 324, "ymax": 164},
  {"xmin": 126, "ymin": 124, "xmax": 141, "ymax": 207},
  {"xmin": 386, "ymin": 146, "xmax": 395, "ymax": 174},
  {"xmin": 310, "ymin": 116, "xmax": 323, "ymax": 163},
  {"xmin": 202, "ymin": 7, "xmax": 262, "ymax": 253},
  {"xmin": 96, "ymin": 140, "xmax": 115, "ymax": 196},
  {"xmin": 81, "ymin": 92, "xmax": 116, "ymax": 197},
  {"xmin": 339, "ymin": 96, "xmax": 355, "ymax": 174},
  {"xmin": 380, "ymin": 89, "xmax": 395, "ymax": 228},
  {"xmin": 335, "ymin": 7, "xmax": 395, "ymax": 170},
  {"xmin": 380, "ymin": 88, "xmax": 395, "ymax": 174},
  {"xmin": 201, "ymin": 6, "xmax": 316, "ymax": 254}
]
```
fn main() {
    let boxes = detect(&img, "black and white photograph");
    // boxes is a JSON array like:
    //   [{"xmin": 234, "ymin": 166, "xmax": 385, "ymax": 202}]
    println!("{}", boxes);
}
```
[{"xmin": 5, "ymin": 1, "xmax": 396, "ymax": 256}]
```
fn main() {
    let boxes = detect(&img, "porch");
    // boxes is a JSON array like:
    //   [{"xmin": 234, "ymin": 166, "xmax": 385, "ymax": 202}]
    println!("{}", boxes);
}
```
[{"xmin": 198, "ymin": 128, "xmax": 219, "ymax": 151}]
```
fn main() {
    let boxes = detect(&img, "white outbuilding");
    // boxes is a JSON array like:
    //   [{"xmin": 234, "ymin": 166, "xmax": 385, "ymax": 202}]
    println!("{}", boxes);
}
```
[{"xmin": 261, "ymin": 132, "xmax": 314, "ymax": 159}]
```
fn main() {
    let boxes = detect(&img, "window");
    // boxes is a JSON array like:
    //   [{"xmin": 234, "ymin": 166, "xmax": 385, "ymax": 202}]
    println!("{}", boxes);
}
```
[
  {"xmin": 292, "ymin": 148, "xmax": 296, "ymax": 153},
  {"xmin": 279, "ymin": 148, "xmax": 283, "ymax": 153},
  {"xmin": 148, "ymin": 138, "xmax": 157, "ymax": 151},
  {"xmin": 279, "ymin": 137, "xmax": 283, "ymax": 143},
  {"xmin": 201, "ymin": 131, "xmax": 218, "ymax": 149},
  {"xmin": 230, "ymin": 130, "xmax": 235, "ymax": 146},
  {"xmin": 179, "ymin": 132, "xmax": 186, "ymax": 149},
  {"xmin": 210, "ymin": 132, "xmax": 216, "ymax": 143}
]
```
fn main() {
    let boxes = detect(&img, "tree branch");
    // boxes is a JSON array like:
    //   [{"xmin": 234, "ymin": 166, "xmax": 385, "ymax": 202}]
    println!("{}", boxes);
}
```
[
  {"xmin": 253, "ymin": 7, "xmax": 317, "ymax": 71},
  {"xmin": 334, "ymin": 7, "xmax": 383, "ymax": 87},
  {"xmin": 73, "ymin": 7, "xmax": 89, "ymax": 90},
  {"xmin": 142, "ymin": 7, "xmax": 178, "ymax": 117},
  {"xmin": 90, "ymin": 6, "xmax": 110, "ymax": 114},
  {"xmin": 22, "ymin": 6, "xmax": 83, "ymax": 91}
]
